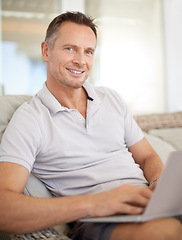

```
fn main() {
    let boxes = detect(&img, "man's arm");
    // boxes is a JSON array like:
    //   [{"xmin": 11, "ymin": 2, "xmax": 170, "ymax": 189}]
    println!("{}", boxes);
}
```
[
  {"xmin": 128, "ymin": 137, "xmax": 164, "ymax": 186},
  {"xmin": 0, "ymin": 162, "xmax": 152, "ymax": 234},
  {"xmin": 0, "ymin": 162, "xmax": 92, "ymax": 234}
]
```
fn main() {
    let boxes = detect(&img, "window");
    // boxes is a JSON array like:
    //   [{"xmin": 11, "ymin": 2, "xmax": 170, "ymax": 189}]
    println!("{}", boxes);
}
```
[{"xmin": 0, "ymin": 0, "xmax": 61, "ymax": 95}]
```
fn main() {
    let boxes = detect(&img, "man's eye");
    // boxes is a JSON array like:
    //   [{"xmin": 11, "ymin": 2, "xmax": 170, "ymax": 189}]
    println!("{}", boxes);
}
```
[
  {"xmin": 86, "ymin": 50, "xmax": 93, "ymax": 56},
  {"xmin": 66, "ymin": 47, "xmax": 73, "ymax": 51}
]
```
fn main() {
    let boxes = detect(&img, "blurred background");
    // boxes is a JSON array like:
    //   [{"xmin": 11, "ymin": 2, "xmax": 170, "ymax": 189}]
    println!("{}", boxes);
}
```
[{"xmin": 0, "ymin": 0, "xmax": 181, "ymax": 115}]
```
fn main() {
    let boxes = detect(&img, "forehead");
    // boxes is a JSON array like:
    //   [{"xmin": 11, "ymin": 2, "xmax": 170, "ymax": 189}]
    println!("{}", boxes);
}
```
[{"xmin": 55, "ymin": 21, "xmax": 96, "ymax": 48}]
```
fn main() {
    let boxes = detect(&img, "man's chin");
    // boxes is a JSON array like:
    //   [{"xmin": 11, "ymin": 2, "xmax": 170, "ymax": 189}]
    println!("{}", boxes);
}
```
[
  {"xmin": 63, "ymin": 82, "xmax": 84, "ymax": 90},
  {"xmin": 65, "ymin": 79, "xmax": 87, "ymax": 89}
]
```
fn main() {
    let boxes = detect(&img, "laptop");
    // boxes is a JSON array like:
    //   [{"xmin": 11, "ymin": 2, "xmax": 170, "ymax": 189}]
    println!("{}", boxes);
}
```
[{"xmin": 79, "ymin": 150, "xmax": 182, "ymax": 223}]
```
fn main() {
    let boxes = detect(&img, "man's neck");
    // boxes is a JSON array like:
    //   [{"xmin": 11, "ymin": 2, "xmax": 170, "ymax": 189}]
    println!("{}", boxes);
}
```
[{"xmin": 46, "ymin": 81, "xmax": 88, "ymax": 118}]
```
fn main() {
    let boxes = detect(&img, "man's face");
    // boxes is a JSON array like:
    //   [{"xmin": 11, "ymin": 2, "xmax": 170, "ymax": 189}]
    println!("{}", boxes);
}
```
[{"xmin": 45, "ymin": 21, "xmax": 96, "ymax": 89}]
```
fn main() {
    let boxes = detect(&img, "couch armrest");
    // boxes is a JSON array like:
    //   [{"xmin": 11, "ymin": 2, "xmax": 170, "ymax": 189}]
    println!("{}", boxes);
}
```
[{"xmin": 134, "ymin": 112, "xmax": 182, "ymax": 132}]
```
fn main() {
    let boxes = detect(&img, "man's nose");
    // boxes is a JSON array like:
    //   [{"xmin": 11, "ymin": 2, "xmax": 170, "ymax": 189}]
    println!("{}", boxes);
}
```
[{"xmin": 73, "ymin": 51, "xmax": 86, "ymax": 66}]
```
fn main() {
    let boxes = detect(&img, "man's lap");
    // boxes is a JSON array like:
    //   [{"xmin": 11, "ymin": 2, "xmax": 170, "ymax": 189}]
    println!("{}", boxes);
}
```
[
  {"xmin": 68, "ymin": 217, "xmax": 182, "ymax": 240},
  {"xmin": 110, "ymin": 217, "xmax": 182, "ymax": 240},
  {"xmin": 68, "ymin": 222, "xmax": 118, "ymax": 240}
]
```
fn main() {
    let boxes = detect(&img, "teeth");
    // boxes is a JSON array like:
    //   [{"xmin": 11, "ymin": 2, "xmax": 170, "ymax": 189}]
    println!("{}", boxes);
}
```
[{"xmin": 70, "ymin": 69, "xmax": 82, "ymax": 74}]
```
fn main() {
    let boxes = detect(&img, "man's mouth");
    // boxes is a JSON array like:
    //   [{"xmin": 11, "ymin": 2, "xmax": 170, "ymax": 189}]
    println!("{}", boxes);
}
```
[{"xmin": 67, "ymin": 68, "xmax": 85, "ymax": 74}]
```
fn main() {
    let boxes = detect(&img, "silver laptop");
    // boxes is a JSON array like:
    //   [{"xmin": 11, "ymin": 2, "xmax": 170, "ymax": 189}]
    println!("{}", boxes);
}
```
[{"xmin": 79, "ymin": 151, "xmax": 182, "ymax": 223}]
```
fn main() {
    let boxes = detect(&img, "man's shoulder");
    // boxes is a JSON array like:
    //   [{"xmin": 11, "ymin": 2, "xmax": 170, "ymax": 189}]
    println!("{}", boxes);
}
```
[{"xmin": 13, "ymin": 95, "xmax": 45, "ymax": 123}]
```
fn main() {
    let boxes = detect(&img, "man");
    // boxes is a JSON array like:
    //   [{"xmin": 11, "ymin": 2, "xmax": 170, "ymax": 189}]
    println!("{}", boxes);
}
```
[{"xmin": 0, "ymin": 11, "xmax": 181, "ymax": 240}]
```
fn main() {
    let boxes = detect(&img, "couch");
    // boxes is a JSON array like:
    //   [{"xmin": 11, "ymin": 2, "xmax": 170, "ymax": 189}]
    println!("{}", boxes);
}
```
[
  {"xmin": 0, "ymin": 95, "xmax": 182, "ymax": 239},
  {"xmin": 135, "ymin": 112, "xmax": 182, "ymax": 164}
]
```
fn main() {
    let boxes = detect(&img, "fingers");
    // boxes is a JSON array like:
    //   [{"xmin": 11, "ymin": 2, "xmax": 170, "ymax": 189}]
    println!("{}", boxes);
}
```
[
  {"xmin": 120, "ymin": 184, "xmax": 152, "ymax": 201},
  {"xmin": 117, "ymin": 202, "xmax": 144, "ymax": 215},
  {"xmin": 88, "ymin": 184, "xmax": 153, "ymax": 217},
  {"xmin": 125, "ymin": 187, "xmax": 152, "ymax": 206},
  {"xmin": 117, "ymin": 185, "xmax": 152, "ymax": 214}
]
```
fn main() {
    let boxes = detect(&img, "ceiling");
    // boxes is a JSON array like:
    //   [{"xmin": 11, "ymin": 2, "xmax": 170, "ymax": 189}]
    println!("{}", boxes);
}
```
[{"xmin": 2, "ymin": 0, "xmax": 60, "ymax": 16}]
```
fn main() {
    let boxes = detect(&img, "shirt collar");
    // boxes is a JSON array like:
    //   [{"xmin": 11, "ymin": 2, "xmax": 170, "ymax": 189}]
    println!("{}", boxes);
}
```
[
  {"xmin": 36, "ymin": 82, "xmax": 104, "ymax": 115},
  {"xmin": 83, "ymin": 82, "xmax": 104, "ymax": 106},
  {"xmin": 36, "ymin": 83, "xmax": 65, "ymax": 115}
]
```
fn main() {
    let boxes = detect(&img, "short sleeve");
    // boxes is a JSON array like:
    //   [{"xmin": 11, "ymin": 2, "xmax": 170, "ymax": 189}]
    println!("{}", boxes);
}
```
[
  {"xmin": 122, "ymin": 99, "xmax": 144, "ymax": 147},
  {"xmin": 0, "ymin": 104, "xmax": 42, "ymax": 172}
]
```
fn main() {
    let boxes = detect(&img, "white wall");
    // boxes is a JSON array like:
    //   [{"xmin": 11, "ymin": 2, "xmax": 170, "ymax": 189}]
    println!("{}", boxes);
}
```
[
  {"xmin": 61, "ymin": 0, "xmax": 85, "ymax": 13},
  {"xmin": 163, "ymin": 0, "xmax": 182, "ymax": 112}
]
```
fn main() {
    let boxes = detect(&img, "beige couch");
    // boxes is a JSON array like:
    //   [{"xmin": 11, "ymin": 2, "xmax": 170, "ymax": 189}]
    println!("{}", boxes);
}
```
[
  {"xmin": 135, "ymin": 112, "xmax": 182, "ymax": 164},
  {"xmin": 0, "ymin": 95, "xmax": 182, "ymax": 239}
]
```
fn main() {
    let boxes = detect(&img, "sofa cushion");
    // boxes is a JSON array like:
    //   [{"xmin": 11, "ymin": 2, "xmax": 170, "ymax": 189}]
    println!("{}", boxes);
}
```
[
  {"xmin": 143, "ymin": 132, "xmax": 176, "ymax": 164},
  {"xmin": 0, "ymin": 95, "xmax": 32, "ymax": 142},
  {"xmin": 149, "ymin": 128, "xmax": 182, "ymax": 151},
  {"xmin": 24, "ymin": 173, "xmax": 53, "ymax": 198}
]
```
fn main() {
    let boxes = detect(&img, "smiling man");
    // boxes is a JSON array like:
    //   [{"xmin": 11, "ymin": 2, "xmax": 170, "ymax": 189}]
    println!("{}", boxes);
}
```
[
  {"xmin": 41, "ymin": 19, "xmax": 96, "ymax": 118},
  {"xmin": 0, "ymin": 11, "xmax": 182, "ymax": 240}
]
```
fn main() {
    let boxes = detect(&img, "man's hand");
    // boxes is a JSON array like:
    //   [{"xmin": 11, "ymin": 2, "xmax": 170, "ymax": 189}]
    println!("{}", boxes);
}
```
[{"xmin": 88, "ymin": 184, "xmax": 153, "ymax": 218}]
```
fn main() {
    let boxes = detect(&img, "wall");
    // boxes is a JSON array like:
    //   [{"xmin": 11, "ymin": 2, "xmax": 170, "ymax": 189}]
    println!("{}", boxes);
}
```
[
  {"xmin": 86, "ymin": 0, "xmax": 165, "ymax": 115},
  {"xmin": 163, "ymin": 0, "xmax": 182, "ymax": 112}
]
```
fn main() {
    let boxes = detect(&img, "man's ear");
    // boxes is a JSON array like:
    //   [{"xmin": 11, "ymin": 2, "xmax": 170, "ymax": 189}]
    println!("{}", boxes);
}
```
[{"xmin": 41, "ymin": 41, "xmax": 49, "ymax": 62}]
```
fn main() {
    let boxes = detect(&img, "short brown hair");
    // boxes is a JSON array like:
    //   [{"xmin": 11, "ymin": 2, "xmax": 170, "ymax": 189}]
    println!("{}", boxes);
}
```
[{"xmin": 45, "ymin": 11, "xmax": 97, "ymax": 48}]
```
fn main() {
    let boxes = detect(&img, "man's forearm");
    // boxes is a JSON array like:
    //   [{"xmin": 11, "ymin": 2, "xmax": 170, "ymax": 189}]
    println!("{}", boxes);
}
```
[
  {"xmin": 129, "ymin": 137, "xmax": 164, "ymax": 185},
  {"xmin": 0, "ymin": 184, "xmax": 153, "ymax": 234},
  {"xmin": 0, "ymin": 190, "xmax": 91, "ymax": 234},
  {"xmin": 142, "ymin": 153, "xmax": 164, "ymax": 184}
]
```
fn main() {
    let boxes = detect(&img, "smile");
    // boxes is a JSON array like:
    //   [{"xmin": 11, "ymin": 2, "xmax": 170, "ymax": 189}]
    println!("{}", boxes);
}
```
[{"xmin": 67, "ymin": 68, "xmax": 84, "ymax": 74}]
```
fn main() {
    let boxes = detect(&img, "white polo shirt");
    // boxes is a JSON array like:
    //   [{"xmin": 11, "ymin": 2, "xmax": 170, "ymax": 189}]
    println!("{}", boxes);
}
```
[{"xmin": 0, "ymin": 82, "xmax": 148, "ymax": 196}]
